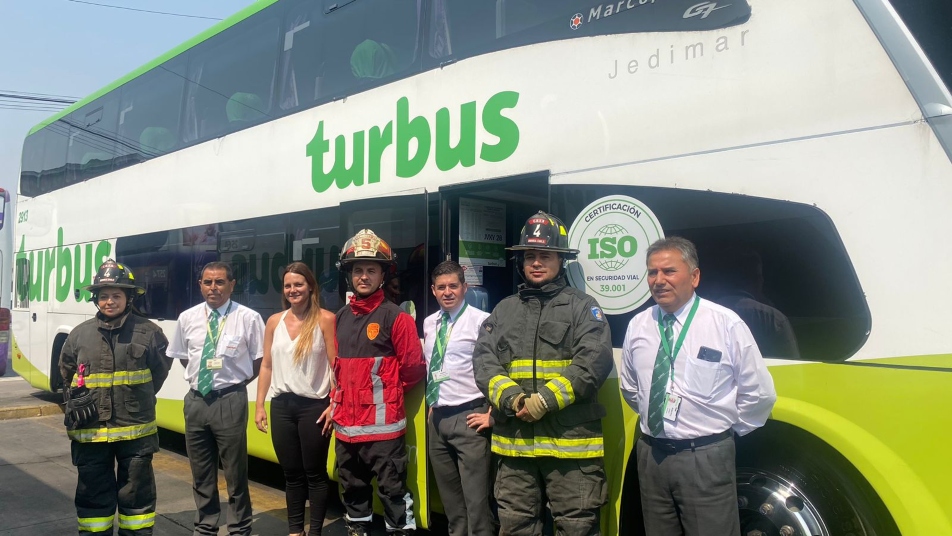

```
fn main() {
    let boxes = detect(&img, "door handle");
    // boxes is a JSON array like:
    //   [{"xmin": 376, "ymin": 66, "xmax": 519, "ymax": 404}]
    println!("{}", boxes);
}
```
[{"xmin": 32, "ymin": 313, "xmax": 36, "ymax": 322}]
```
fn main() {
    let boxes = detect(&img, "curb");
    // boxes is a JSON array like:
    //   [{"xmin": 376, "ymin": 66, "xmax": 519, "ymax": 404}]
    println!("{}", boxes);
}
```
[{"xmin": 0, "ymin": 404, "xmax": 63, "ymax": 421}]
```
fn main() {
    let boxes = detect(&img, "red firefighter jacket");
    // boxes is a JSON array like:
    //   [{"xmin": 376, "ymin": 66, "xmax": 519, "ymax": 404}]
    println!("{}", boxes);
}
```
[{"xmin": 332, "ymin": 289, "xmax": 425, "ymax": 442}]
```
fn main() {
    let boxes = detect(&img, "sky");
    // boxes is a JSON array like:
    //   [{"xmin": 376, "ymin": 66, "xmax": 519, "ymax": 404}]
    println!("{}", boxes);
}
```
[{"xmin": 0, "ymin": 0, "xmax": 257, "ymax": 200}]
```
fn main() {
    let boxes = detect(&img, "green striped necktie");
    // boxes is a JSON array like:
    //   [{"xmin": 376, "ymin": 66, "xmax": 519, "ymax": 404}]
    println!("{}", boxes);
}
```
[
  {"xmin": 646, "ymin": 313, "xmax": 676, "ymax": 437},
  {"xmin": 425, "ymin": 312, "xmax": 450, "ymax": 406},
  {"xmin": 197, "ymin": 308, "xmax": 221, "ymax": 396}
]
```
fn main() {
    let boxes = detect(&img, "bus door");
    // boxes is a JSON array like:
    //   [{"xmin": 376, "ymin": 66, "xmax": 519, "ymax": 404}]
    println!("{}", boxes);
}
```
[{"xmin": 437, "ymin": 173, "xmax": 549, "ymax": 314}]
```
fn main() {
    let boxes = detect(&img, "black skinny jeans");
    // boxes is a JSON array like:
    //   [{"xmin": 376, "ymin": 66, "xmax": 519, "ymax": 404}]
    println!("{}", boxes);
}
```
[{"xmin": 270, "ymin": 393, "xmax": 332, "ymax": 535}]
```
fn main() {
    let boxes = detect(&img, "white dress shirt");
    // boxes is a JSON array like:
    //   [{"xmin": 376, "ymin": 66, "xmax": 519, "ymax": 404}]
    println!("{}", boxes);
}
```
[
  {"xmin": 167, "ymin": 300, "xmax": 265, "ymax": 390},
  {"xmin": 422, "ymin": 302, "xmax": 490, "ymax": 408},
  {"xmin": 620, "ymin": 294, "xmax": 777, "ymax": 439}
]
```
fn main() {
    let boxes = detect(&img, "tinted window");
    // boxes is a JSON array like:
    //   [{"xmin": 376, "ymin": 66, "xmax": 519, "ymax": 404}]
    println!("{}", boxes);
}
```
[
  {"xmin": 65, "ymin": 94, "xmax": 120, "ymax": 185},
  {"xmin": 553, "ymin": 185, "xmax": 870, "ymax": 361},
  {"xmin": 116, "ymin": 56, "xmax": 187, "ymax": 168},
  {"xmin": 308, "ymin": 0, "xmax": 420, "ymax": 101},
  {"xmin": 425, "ymin": 0, "xmax": 751, "ymax": 66},
  {"xmin": 183, "ymin": 13, "xmax": 280, "ymax": 144},
  {"xmin": 39, "ymin": 120, "xmax": 69, "ymax": 194},
  {"xmin": 289, "ymin": 207, "xmax": 342, "ymax": 311},
  {"xmin": 342, "ymin": 195, "xmax": 428, "ymax": 334},
  {"xmin": 19, "ymin": 133, "xmax": 44, "ymax": 197}
]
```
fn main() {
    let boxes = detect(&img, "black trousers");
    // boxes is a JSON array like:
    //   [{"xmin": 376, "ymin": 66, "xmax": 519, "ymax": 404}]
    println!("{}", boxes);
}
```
[
  {"xmin": 184, "ymin": 388, "xmax": 252, "ymax": 536},
  {"xmin": 336, "ymin": 436, "xmax": 416, "ymax": 533},
  {"xmin": 71, "ymin": 434, "xmax": 159, "ymax": 535},
  {"xmin": 270, "ymin": 393, "xmax": 332, "ymax": 535},
  {"xmin": 428, "ymin": 403, "xmax": 495, "ymax": 536}
]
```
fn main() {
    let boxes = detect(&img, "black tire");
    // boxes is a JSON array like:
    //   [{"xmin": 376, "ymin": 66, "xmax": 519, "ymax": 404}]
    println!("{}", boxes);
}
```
[
  {"xmin": 736, "ymin": 422, "xmax": 899, "ymax": 536},
  {"xmin": 49, "ymin": 334, "xmax": 66, "ymax": 392}
]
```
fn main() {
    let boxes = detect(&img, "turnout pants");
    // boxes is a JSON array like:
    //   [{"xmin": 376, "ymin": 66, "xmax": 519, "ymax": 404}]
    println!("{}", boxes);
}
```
[
  {"xmin": 336, "ymin": 437, "xmax": 416, "ymax": 533},
  {"xmin": 71, "ymin": 434, "xmax": 159, "ymax": 535},
  {"xmin": 184, "ymin": 388, "xmax": 252, "ymax": 536},
  {"xmin": 495, "ymin": 456, "xmax": 607, "ymax": 536}
]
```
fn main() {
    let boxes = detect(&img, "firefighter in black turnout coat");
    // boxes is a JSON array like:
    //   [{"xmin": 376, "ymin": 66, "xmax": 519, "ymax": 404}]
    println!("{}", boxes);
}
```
[{"xmin": 59, "ymin": 260, "xmax": 171, "ymax": 535}]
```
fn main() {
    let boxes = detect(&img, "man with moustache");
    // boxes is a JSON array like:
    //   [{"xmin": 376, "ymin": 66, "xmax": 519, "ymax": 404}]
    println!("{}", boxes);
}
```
[
  {"xmin": 619, "ymin": 237, "xmax": 776, "ymax": 536},
  {"xmin": 167, "ymin": 261, "xmax": 265, "ymax": 536}
]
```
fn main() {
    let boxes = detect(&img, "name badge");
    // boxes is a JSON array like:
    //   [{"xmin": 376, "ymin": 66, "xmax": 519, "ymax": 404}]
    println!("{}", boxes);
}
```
[
  {"xmin": 432, "ymin": 370, "xmax": 451, "ymax": 383},
  {"xmin": 663, "ymin": 392, "xmax": 682, "ymax": 422},
  {"xmin": 207, "ymin": 358, "xmax": 224, "ymax": 370}
]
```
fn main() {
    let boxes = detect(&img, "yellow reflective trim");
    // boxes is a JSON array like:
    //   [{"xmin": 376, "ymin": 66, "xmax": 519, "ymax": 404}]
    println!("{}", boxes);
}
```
[
  {"xmin": 488, "ymin": 375, "xmax": 519, "ymax": 408},
  {"xmin": 491, "ymin": 434, "xmax": 604, "ymax": 459},
  {"xmin": 72, "ymin": 369, "xmax": 152, "ymax": 389},
  {"xmin": 78, "ymin": 515, "xmax": 114, "ymax": 532},
  {"xmin": 119, "ymin": 512, "xmax": 155, "ymax": 529},
  {"xmin": 544, "ymin": 376, "xmax": 575, "ymax": 409},
  {"xmin": 508, "ymin": 359, "xmax": 572, "ymax": 380},
  {"xmin": 68, "ymin": 421, "xmax": 157, "ymax": 443}
]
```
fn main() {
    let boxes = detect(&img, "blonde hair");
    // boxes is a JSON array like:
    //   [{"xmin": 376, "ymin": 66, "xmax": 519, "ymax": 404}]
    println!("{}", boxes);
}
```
[{"xmin": 281, "ymin": 262, "xmax": 323, "ymax": 365}]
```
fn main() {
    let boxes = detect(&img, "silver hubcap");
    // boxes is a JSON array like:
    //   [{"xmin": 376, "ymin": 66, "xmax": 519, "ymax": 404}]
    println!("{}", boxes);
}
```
[{"xmin": 736, "ymin": 468, "xmax": 831, "ymax": 536}]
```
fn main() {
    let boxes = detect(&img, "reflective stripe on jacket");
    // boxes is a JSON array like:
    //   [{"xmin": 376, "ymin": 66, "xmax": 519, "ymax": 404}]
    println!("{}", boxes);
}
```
[
  {"xmin": 59, "ymin": 311, "xmax": 171, "ymax": 443},
  {"xmin": 474, "ymin": 276, "xmax": 613, "ymax": 459}
]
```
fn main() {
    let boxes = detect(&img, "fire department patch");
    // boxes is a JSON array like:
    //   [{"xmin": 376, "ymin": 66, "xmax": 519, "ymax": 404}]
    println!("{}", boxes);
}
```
[
  {"xmin": 591, "ymin": 306, "xmax": 605, "ymax": 322},
  {"xmin": 367, "ymin": 323, "xmax": 380, "ymax": 340}
]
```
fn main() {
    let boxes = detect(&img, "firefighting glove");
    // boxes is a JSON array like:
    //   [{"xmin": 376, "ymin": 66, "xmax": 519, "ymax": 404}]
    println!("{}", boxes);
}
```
[
  {"xmin": 524, "ymin": 393, "xmax": 548, "ymax": 421},
  {"xmin": 63, "ymin": 385, "xmax": 98, "ymax": 430},
  {"xmin": 509, "ymin": 393, "xmax": 527, "ymax": 413}
]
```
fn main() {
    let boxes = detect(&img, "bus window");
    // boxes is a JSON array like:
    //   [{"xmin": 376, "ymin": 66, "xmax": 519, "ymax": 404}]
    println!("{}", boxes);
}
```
[
  {"xmin": 318, "ymin": 0, "xmax": 421, "ymax": 100},
  {"xmin": 65, "ymin": 94, "xmax": 120, "ymax": 185},
  {"xmin": 289, "ymin": 207, "xmax": 341, "ymax": 312},
  {"xmin": 15, "ymin": 257, "xmax": 29, "ymax": 309},
  {"xmin": 19, "ymin": 132, "xmax": 44, "ymax": 197},
  {"xmin": 38, "ymin": 122, "xmax": 69, "ymax": 195},
  {"xmin": 341, "ymin": 195, "xmax": 428, "ymax": 335},
  {"xmin": 183, "ymin": 11, "xmax": 280, "ymax": 144},
  {"xmin": 116, "ymin": 55, "xmax": 188, "ymax": 168},
  {"xmin": 553, "ymin": 185, "xmax": 870, "ymax": 361}
]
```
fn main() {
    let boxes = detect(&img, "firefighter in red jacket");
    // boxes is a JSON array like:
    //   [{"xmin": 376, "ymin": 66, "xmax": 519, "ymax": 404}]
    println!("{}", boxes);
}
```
[{"xmin": 331, "ymin": 229, "xmax": 426, "ymax": 536}]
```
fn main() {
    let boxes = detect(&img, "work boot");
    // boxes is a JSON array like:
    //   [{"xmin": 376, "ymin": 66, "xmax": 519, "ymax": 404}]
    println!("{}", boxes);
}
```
[{"xmin": 345, "ymin": 521, "xmax": 370, "ymax": 536}]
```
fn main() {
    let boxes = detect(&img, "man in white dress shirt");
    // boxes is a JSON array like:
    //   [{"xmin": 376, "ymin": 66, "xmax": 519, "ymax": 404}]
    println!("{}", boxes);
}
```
[
  {"xmin": 620, "ymin": 237, "xmax": 776, "ymax": 536},
  {"xmin": 423, "ymin": 261, "xmax": 494, "ymax": 536},
  {"xmin": 167, "ymin": 261, "xmax": 265, "ymax": 536}
]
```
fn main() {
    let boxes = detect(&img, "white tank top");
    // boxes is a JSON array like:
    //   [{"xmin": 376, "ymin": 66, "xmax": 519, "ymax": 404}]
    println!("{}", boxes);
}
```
[{"xmin": 270, "ymin": 310, "xmax": 332, "ymax": 399}]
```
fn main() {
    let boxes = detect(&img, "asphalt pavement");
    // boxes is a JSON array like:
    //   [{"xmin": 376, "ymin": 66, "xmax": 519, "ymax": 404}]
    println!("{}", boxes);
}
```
[{"xmin": 0, "ymin": 371, "xmax": 416, "ymax": 536}]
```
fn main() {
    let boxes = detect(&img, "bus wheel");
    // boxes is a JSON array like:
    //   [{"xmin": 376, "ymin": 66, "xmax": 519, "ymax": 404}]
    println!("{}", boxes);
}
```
[
  {"xmin": 49, "ymin": 334, "xmax": 66, "ymax": 392},
  {"xmin": 737, "ymin": 424, "xmax": 898, "ymax": 536}
]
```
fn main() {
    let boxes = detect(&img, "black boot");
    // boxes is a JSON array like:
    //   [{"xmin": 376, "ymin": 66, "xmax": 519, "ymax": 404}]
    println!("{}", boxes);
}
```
[{"xmin": 345, "ymin": 521, "xmax": 370, "ymax": 536}]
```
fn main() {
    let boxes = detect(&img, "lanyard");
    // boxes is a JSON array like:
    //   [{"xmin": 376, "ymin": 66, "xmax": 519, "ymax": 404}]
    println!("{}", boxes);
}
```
[
  {"xmin": 435, "ymin": 302, "xmax": 468, "ymax": 359},
  {"xmin": 206, "ymin": 301, "xmax": 234, "ymax": 349},
  {"xmin": 657, "ymin": 295, "xmax": 699, "ymax": 364}
]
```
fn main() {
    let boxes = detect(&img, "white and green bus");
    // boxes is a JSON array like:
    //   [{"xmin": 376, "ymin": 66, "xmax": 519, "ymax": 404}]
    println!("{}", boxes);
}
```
[{"xmin": 12, "ymin": 0, "xmax": 952, "ymax": 533}]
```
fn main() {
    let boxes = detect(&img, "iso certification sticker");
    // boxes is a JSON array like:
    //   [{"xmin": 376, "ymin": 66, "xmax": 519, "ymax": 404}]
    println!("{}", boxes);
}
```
[{"xmin": 566, "ymin": 196, "xmax": 664, "ymax": 314}]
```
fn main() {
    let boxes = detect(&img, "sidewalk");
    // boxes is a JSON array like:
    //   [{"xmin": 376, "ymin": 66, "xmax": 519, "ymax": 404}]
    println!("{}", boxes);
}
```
[
  {"xmin": 0, "ymin": 374, "xmax": 372, "ymax": 535},
  {"xmin": 0, "ymin": 369, "xmax": 63, "ymax": 421}
]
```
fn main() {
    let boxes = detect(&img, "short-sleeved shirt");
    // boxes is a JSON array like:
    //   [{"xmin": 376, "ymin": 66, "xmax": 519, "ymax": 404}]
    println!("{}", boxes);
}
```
[
  {"xmin": 167, "ymin": 300, "xmax": 265, "ymax": 390},
  {"xmin": 422, "ymin": 303, "xmax": 490, "ymax": 408}
]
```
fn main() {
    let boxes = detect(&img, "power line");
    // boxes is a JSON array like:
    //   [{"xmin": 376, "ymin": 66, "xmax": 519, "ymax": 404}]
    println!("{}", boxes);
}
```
[
  {"xmin": 0, "ymin": 89, "xmax": 80, "ymax": 100},
  {"xmin": 65, "ymin": 0, "xmax": 224, "ymax": 21},
  {"xmin": 0, "ymin": 93, "xmax": 76, "ymax": 105},
  {"xmin": 0, "ymin": 104, "xmax": 67, "ymax": 112}
]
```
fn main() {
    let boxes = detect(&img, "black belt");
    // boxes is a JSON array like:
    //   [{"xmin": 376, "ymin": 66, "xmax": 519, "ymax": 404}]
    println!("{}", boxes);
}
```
[
  {"xmin": 641, "ymin": 430, "xmax": 732, "ymax": 453},
  {"xmin": 190, "ymin": 382, "xmax": 245, "ymax": 400},
  {"xmin": 432, "ymin": 398, "xmax": 487, "ymax": 416}
]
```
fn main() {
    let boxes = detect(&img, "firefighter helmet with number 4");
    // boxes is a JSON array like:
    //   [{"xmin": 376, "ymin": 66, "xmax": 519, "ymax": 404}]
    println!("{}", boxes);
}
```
[
  {"xmin": 84, "ymin": 259, "xmax": 146, "ymax": 297},
  {"xmin": 507, "ymin": 211, "xmax": 579, "ymax": 259},
  {"xmin": 337, "ymin": 229, "xmax": 398, "ymax": 272}
]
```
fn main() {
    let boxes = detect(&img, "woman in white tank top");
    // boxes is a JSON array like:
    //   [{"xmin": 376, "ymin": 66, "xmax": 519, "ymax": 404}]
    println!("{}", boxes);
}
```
[{"xmin": 254, "ymin": 263, "xmax": 337, "ymax": 536}]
